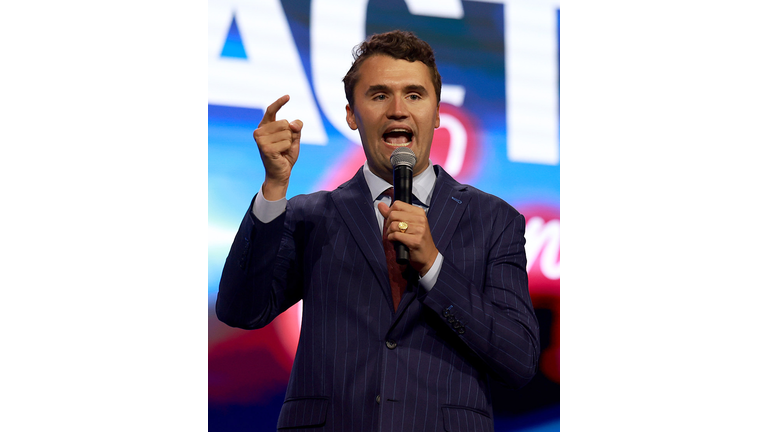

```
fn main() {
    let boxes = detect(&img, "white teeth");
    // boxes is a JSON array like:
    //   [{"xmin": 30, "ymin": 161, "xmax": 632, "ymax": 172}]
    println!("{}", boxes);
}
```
[{"xmin": 383, "ymin": 128, "xmax": 412, "ymax": 146}]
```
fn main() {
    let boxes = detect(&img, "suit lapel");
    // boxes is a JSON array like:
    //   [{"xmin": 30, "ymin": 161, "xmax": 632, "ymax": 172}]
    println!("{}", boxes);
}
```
[
  {"xmin": 330, "ymin": 168, "xmax": 392, "ymax": 305},
  {"xmin": 427, "ymin": 166, "xmax": 471, "ymax": 253}
]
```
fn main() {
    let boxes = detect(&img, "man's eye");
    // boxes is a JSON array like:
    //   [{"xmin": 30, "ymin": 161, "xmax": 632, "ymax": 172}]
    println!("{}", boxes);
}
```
[
  {"xmin": 373, "ymin": 94, "xmax": 386, "ymax": 101},
  {"xmin": 407, "ymin": 94, "xmax": 421, "ymax": 100}
]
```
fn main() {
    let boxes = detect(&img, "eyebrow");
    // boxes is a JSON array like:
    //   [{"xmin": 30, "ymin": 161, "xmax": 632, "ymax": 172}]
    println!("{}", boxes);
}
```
[{"xmin": 364, "ymin": 84, "xmax": 429, "ymax": 96}]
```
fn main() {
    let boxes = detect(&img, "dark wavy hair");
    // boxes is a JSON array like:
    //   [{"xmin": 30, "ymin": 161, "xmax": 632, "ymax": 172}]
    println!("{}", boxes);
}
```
[{"xmin": 343, "ymin": 30, "xmax": 442, "ymax": 108}]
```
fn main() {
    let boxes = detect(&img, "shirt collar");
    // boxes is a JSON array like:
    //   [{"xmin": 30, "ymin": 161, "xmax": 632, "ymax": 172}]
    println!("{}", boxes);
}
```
[{"xmin": 363, "ymin": 160, "xmax": 436, "ymax": 206}]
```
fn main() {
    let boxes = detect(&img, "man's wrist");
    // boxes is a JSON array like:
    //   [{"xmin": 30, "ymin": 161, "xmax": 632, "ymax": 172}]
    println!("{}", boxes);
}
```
[{"xmin": 261, "ymin": 178, "xmax": 289, "ymax": 201}]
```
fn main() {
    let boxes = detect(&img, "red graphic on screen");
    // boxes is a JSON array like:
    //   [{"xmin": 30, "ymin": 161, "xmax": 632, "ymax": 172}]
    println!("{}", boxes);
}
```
[{"xmin": 520, "ymin": 205, "xmax": 560, "ymax": 383}]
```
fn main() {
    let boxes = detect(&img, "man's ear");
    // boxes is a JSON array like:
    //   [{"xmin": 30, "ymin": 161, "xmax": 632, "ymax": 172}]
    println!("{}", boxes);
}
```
[
  {"xmin": 434, "ymin": 103, "xmax": 440, "ymax": 129},
  {"xmin": 345, "ymin": 104, "xmax": 358, "ymax": 130}
]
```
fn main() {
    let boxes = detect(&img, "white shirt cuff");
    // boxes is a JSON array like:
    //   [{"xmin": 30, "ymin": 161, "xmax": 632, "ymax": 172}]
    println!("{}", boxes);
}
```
[
  {"xmin": 419, "ymin": 252, "xmax": 443, "ymax": 292},
  {"xmin": 251, "ymin": 185, "xmax": 287, "ymax": 223}
]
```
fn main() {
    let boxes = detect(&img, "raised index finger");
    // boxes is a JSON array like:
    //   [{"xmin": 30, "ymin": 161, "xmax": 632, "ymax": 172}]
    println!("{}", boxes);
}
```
[{"xmin": 259, "ymin": 95, "xmax": 290, "ymax": 127}]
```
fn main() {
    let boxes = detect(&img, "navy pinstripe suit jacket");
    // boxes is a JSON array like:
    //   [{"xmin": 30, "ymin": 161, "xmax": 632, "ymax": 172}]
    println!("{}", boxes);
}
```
[{"xmin": 217, "ymin": 165, "xmax": 540, "ymax": 431}]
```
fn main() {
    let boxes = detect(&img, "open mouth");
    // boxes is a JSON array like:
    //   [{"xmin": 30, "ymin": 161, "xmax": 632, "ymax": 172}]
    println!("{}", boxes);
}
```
[{"xmin": 382, "ymin": 128, "xmax": 413, "ymax": 147}]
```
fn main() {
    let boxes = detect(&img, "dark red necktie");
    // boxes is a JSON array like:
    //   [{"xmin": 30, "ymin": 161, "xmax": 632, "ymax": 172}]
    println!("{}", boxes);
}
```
[{"xmin": 382, "ymin": 187, "xmax": 407, "ymax": 311}]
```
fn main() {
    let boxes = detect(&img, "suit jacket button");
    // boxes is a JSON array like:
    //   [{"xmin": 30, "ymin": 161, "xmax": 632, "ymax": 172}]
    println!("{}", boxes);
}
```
[
  {"xmin": 376, "ymin": 395, "xmax": 381, "ymax": 404},
  {"xmin": 386, "ymin": 340, "xmax": 397, "ymax": 350},
  {"xmin": 453, "ymin": 321, "xmax": 462, "ymax": 329},
  {"xmin": 457, "ymin": 327, "xmax": 465, "ymax": 335}
]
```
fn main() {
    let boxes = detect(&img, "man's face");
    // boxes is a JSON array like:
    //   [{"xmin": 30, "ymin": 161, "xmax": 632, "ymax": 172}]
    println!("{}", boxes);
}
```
[{"xmin": 346, "ymin": 55, "xmax": 440, "ymax": 182}]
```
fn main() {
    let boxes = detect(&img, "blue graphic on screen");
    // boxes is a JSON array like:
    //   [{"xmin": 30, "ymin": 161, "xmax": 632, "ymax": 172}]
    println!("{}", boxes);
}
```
[{"xmin": 220, "ymin": 15, "xmax": 247, "ymax": 59}]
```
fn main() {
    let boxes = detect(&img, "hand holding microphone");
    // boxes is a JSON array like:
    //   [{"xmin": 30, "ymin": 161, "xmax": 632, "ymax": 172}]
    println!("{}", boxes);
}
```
[{"xmin": 378, "ymin": 148, "xmax": 439, "ymax": 276}]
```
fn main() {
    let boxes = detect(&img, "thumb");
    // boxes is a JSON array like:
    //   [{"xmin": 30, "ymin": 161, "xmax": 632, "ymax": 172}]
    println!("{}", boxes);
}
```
[
  {"xmin": 289, "ymin": 119, "xmax": 303, "ymax": 133},
  {"xmin": 377, "ymin": 201, "xmax": 391, "ymax": 219}
]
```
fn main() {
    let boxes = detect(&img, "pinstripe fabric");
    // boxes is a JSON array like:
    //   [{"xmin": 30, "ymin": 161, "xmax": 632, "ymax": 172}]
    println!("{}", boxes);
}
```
[{"xmin": 217, "ymin": 166, "xmax": 540, "ymax": 431}]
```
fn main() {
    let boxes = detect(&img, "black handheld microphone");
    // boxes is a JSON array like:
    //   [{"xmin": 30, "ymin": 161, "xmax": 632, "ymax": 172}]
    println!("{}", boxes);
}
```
[{"xmin": 390, "ymin": 148, "xmax": 417, "ymax": 265}]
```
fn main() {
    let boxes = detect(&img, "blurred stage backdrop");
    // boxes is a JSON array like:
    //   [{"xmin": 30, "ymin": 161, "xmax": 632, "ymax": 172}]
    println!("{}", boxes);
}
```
[{"xmin": 208, "ymin": 0, "xmax": 560, "ymax": 430}]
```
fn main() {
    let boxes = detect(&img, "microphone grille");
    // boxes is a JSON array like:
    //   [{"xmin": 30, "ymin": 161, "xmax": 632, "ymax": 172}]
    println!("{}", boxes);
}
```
[{"xmin": 390, "ymin": 147, "xmax": 417, "ymax": 169}]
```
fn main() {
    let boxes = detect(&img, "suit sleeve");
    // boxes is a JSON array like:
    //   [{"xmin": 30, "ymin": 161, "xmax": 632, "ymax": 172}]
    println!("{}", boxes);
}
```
[
  {"xmin": 421, "ymin": 208, "xmax": 540, "ymax": 389},
  {"xmin": 215, "ymin": 195, "xmax": 303, "ymax": 330}
]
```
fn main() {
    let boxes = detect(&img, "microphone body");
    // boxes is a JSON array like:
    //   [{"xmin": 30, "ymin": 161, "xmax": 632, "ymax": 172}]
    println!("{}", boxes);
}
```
[{"xmin": 390, "ymin": 148, "xmax": 417, "ymax": 265}]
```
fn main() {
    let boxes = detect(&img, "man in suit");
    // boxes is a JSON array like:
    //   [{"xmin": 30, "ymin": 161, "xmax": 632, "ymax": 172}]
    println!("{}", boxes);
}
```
[{"xmin": 217, "ymin": 30, "xmax": 540, "ymax": 431}]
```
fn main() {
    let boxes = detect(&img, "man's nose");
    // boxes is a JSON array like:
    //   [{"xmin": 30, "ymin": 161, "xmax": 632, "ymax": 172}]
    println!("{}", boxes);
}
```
[{"xmin": 386, "ymin": 97, "xmax": 408, "ymax": 119}]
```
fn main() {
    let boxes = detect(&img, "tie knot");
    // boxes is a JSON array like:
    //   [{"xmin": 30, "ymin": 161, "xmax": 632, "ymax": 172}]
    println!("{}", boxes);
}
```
[{"xmin": 381, "ymin": 187, "xmax": 425, "ymax": 208}]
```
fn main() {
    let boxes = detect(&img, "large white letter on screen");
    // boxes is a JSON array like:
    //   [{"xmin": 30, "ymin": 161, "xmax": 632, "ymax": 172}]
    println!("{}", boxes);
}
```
[
  {"xmin": 473, "ymin": 0, "xmax": 560, "ymax": 165},
  {"xmin": 310, "ymin": 0, "xmax": 368, "ymax": 143},
  {"xmin": 404, "ymin": 0, "xmax": 465, "ymax": 19},
  {"xmin": 209, "ymin": 0, "xmax": 327, "ymax": 145}
]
